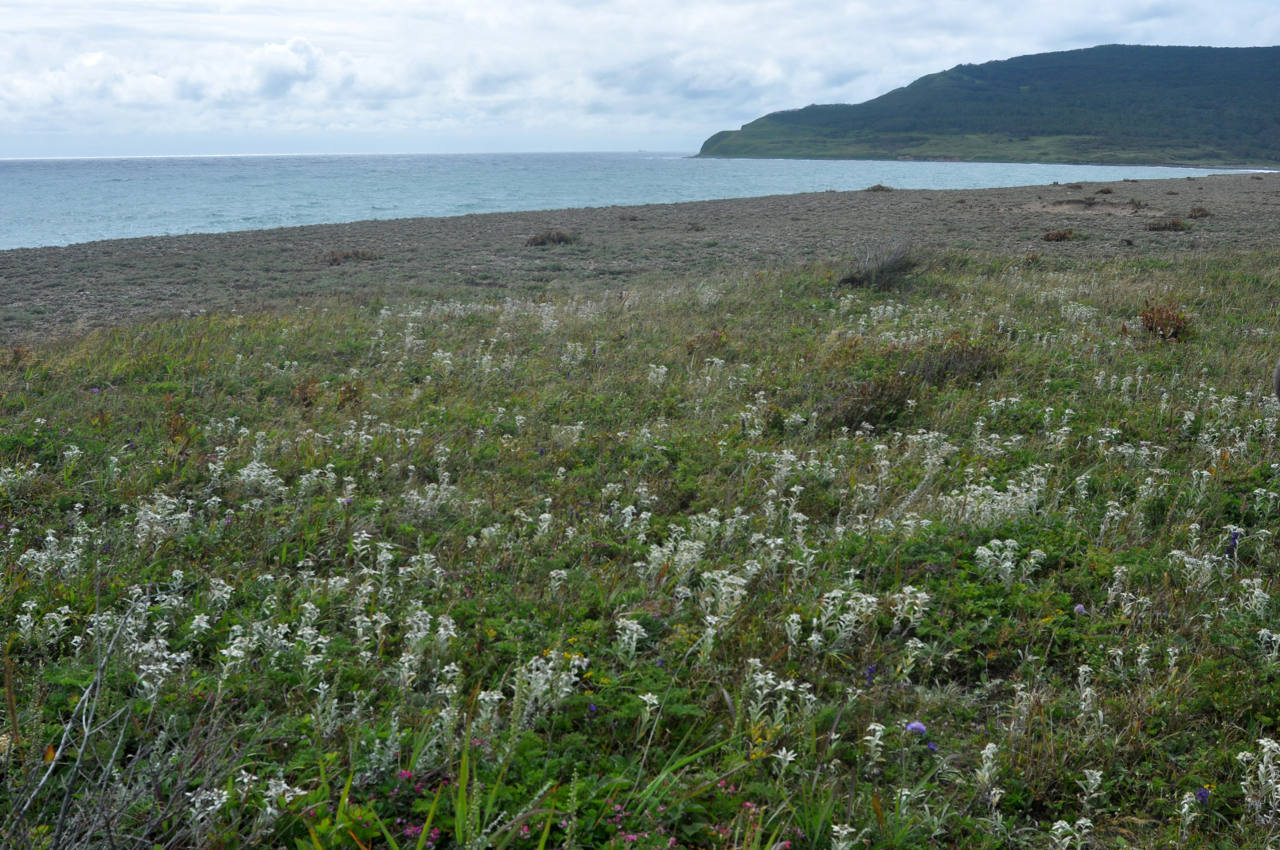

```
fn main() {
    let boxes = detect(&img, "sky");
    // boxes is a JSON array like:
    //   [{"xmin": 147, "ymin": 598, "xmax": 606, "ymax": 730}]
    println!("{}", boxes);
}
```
[{"xmin": 2, "ymin": 1, "xmax": 1277, "ymax": 158}]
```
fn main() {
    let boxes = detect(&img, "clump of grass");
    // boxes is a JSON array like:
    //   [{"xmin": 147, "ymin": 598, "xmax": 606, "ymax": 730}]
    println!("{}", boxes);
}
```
[
  {"xmin": 906, "ymin": 333, "xmax": 1003, "ymax": 387},
  {"xmin": 1146, "ymin": 218, "xmax": 1192, "ymax": 232},
  {"xmin": 1043, "ymin": 229, "xmax": 1074, "ymax": 242},
  {"xmin": 837, "ymin": 241, "xmax": 917, "ymax": 290},
  {"xmin": 822, "ymin": 370, "xmax": 920, "ymax": 430},
  {"xmin": 1188, "ymin": 206, "xmax": 1211, "ymax": 219},
  {"xmin": 324, "ymin": 248, "xmax": 379, "ymax": 266},
  {"xmin": 1140, "ymin": 299, "xmax": 1195, "ymax": 340},
  {"xmin": 864, "ymin": 183, "xmax": 894, "ymax": 192},
  {"xmin": 524, "ymin": 230, "xmax": 580, "ymax": 247}
]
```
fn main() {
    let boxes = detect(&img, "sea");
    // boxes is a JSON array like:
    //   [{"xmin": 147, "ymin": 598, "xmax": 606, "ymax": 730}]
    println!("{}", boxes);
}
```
[{"xmin": 0, "ymin": 151, "xmax": 1250, "ymax": 251}]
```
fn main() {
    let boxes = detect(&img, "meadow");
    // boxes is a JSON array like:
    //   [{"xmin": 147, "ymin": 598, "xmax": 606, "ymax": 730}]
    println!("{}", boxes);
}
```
[{"xmin": 2, "ymin": 239, "xmax": 1280, "ymax": 848}]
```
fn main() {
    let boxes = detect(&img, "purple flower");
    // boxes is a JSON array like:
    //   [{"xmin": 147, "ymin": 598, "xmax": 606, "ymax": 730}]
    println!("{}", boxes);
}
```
[
  {"xmin": 906, "ymin": 721, "xmax": 927, "ymax": 736},
  {"xmin": 1226, "ymin": 530, "xmax": 1242, "ymax": 558},
  {"xmin": 1196, "ymin": 786, "xmax": 1211, "ymax": 804},
  {"xmin": 927, "ymin": 741, "xmax": 938, "ymax": 752},
  {"xmin": 1073, "ymin": 603, "xmax": 1088, "ymax": 615}
]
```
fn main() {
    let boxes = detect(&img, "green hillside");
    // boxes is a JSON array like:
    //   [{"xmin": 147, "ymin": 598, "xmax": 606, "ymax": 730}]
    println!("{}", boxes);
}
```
[{"xmin": 699, "ymin": 44, "xmax": 1280, "ymax": 166}]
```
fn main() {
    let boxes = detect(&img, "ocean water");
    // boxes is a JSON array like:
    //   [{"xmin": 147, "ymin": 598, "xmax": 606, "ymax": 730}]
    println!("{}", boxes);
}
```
[{"xmin": 0, "ymin": 151, "xmax": 1245, "ymax": 251}]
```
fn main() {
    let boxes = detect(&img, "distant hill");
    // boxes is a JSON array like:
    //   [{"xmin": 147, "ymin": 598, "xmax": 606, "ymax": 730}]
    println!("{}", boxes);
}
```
[{"xmin": 698, "ymin": 44, "xmax": 1280, "ymax": 166}]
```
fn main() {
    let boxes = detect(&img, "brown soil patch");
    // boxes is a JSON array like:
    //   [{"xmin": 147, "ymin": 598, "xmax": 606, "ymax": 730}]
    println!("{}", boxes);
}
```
[{"xmin": 1, "ymin": 170, "xmax": 1276, "ymax": 344}]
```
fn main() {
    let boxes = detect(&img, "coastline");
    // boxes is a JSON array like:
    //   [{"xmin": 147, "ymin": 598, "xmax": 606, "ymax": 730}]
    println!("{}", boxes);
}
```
[{"xmin": 3, "ymin": 170, "xmax": 1277, "ymax": 345}]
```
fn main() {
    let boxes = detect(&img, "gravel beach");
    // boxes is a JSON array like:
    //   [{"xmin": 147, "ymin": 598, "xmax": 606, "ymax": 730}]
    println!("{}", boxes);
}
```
[{"xmin": 2, "ymin": 170, "xmax": 1276, "ymax": 345}]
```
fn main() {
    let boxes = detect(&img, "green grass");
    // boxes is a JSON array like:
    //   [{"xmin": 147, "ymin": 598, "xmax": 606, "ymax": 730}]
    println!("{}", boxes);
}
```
[{"xmin": 3, "ymin": 248, "xmax": 1280, "ymax": 847}]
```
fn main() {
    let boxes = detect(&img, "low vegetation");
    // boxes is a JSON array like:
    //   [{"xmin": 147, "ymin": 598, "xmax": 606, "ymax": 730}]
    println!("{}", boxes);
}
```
[
  {"xmin": 1146, "ymin": 219, "xmax": 1192, "ymax": 233},
  {"xmin": 524, "ymin": 231, "xmax": 580, "ymax": 247},
  {"xmin": 324, "ymin": 249, "xmax": 380, "ymax": 267},
  {"xmin": 3, "ymin": 248, "xmax": 1280, "ymax": 848}
]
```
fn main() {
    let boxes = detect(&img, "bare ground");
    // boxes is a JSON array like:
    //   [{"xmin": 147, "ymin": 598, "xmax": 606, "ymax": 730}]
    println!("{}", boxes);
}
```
[{"xmin": 2, "ymin": 170, "xmax": 1276, "ymax": 345}]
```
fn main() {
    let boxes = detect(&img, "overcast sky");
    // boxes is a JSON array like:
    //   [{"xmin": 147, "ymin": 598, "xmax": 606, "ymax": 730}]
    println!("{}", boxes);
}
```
[{"xmin": 2, "ymin": 1, "xmax": 1277, "ymax": 158}]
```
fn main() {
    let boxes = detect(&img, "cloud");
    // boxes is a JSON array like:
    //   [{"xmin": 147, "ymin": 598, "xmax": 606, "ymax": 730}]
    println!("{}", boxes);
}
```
[
  {"xmin": 249, "ymin": 38, "xmax": 321, "ymax": 98},
  {"xmin": 0, "ymin": 0, "xmax": 1277, "ymax": 155}
]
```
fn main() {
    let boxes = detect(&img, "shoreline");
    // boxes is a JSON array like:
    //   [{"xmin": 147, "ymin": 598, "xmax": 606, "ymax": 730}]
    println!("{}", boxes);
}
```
[
  {"xmin": 697, "ymin": 152, "xmax": 1280, "ymax": 171},
  {"xmin": 3, "ymin": 170, "xmax": 1277, "ymax": 345}
]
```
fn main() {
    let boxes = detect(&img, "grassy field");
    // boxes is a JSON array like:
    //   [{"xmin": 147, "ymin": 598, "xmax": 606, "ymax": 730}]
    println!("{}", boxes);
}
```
[{"xmin": 3, "ymin": 244, "xmax": 1280, "ymax": 848}]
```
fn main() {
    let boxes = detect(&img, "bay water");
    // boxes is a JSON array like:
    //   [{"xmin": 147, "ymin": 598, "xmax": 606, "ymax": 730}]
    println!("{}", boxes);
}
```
[{"xmin": 0, "ymin": 151, "xmax": 1245, "ymax": 251}]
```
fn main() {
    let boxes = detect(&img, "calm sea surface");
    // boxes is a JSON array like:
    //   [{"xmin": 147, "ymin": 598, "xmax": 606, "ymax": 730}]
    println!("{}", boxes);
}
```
[{"xmin": 0, "ymin": 151, "xmax": 1247, "ymax": 250}]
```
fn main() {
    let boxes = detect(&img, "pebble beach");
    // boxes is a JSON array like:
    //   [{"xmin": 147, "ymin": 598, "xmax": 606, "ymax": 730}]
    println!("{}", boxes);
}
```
[{"xmin": 2, "ymin": 170, "xmax": 1276, "ymax": 345}]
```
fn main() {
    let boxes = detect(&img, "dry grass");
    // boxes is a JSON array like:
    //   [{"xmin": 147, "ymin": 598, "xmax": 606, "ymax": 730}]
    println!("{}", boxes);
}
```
[{"xmin": 838, "ymin": 240, "xmax": 917, "ymax": 290}]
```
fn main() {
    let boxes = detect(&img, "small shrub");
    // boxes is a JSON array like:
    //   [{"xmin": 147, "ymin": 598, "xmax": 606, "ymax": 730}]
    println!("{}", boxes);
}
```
[
  {"xmin": 685, "ymin": 328, "xmax": 728, "ymax": 356},
  {"xmin": 1188, "ymin": 206, "xmax": 1211, "ymax": 219},
  {"xmin": 166, "ymin": 411, "xmax": 195, "ymax": 448},
  {"xmin": 291, "ymin": 377, "xmax": 321, "ymax": 409},
  {"xmin": 524, "ymin": 230, "xmax": 580, "ymax": 247},
  {"xmin": 1146, "ymin": 218, "xmax": 1191, "ymax": 232},
  {"xmin": 1139, "ymin": 300, "xmax": 1194, "ymax": 341},
  {"xmin": 824, "ymin": 372, "xmax": 920, "ymax": 430},
  {"xmin": 1043, "ymin": 229, "xmax": 1074, "ymax": 242},
  {"xmin": 336, "ymin": 379, "xmax": 363, "ymax": 410},
  {"xmin": 324, "ymin": 249, "xmax": 379, "ymax": 266},
  {"xmin": 1096, "ymin": 187, "xmax": 1114, "ymax": 194},
  {"xmin": 7, "ymin": 346, "xmax": 31, "ymax": 368},
  {"xmin": 838, "ymin": 241, "xmax": 916, "ymax": 290},
  {"xmin": 864, "ymin": 184, "xmax": 894, "ymax": 192}
]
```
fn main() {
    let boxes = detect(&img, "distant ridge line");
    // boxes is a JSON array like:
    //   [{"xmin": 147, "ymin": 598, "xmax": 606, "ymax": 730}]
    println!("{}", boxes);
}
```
[{"xmin": 698, "ymin": 44, "xmax": 1280, "ymax": 167}]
